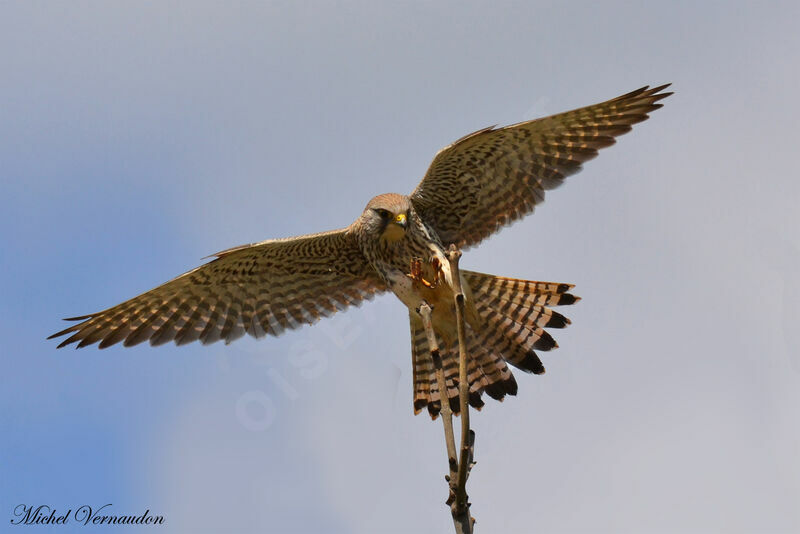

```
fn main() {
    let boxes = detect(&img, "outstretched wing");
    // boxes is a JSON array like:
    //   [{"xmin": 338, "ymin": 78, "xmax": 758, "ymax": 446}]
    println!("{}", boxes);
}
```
[
  {"xmin": 50, "ymin": 229, "xmax": 386, "ymax": 349},
  {"xmin": 410, "ymin": 84, "xmax": 672, "ymax": 249}
]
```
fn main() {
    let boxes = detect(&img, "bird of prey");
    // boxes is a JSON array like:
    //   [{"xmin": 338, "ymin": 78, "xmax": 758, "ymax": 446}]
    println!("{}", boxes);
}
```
[{"xmin": 51, "ymin": 84, "xmax": 671, "ymax": 417}]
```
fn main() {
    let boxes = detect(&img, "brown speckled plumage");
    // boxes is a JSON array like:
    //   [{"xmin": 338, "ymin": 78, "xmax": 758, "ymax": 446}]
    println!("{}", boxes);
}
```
[
  {"xmin": 51, "ymin": 85, "xmax": 671, "ymax": 417},
  {"xmin": 51, "ymin": 230, "xmax": 385, "ymax": 348}
]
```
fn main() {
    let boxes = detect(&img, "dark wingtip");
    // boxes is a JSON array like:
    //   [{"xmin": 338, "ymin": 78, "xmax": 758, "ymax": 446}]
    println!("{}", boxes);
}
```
[
  {"xmin": 50, "ymin": 314, "xmax": 95, "ymax": 346},
  {"xmin": 649, "ymin": 82, "xmax": 673, "ymax": 93},
  {"xmin": 642, "ymin": 83, "xmax": 673, "ymax": 104},
  {"xmin": 49, "ymin": 326, "xmax": 78, "ymax": 344},
  {"xmin": 616, "ymin": 83, "xmax": 672, "ymax": 108},
  {"xmin": 63, "ymin": 314, "xmax": 94, "ymax": 322},
  {"xmin": 76, "ymin": 337, "xmax": 98, "ymax": 349},
  {"xmin": 49, "ymin": 322, "xmax": 81, "ymax": 339},
  {"xmin": 616, "ymin": 85, "xmax": 650, "ymax": 100}
]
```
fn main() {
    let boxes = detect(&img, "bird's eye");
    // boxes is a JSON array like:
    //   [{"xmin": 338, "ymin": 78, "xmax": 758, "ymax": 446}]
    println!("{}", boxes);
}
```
[{"xmin": 373, "ymin": 208, "xmax": 391, "ymax": 219}]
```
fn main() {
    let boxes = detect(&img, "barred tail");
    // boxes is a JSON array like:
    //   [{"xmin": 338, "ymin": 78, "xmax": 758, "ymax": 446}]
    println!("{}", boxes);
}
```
[{"xmin": 410, "ymin": 270, "xmax": 579, "ymax": 418}]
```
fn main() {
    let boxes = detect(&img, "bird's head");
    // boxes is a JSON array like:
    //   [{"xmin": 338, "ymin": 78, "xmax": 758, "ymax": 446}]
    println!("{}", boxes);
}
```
[{"xmin": 361, "ymin": 193, "xmax": 411, "ymax": 243}]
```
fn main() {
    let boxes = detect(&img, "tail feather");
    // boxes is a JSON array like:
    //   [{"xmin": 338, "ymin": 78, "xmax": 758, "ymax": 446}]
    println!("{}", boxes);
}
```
[
  {"xmin": 475, "ymin": 314, "xmax": 546, "ymax": 374},
  {"xmin": 410, "ymin": 322, "xmax": 432, "ymax": 414},
  {"xmin": 463, "ymin": 272, "xmax": 574, "ymax": 298},
  {"xmin": 483, "ymin": 298, "xmax": 571, "ymax": 330},
  {"xmin": 411, "ymin": 315, "xmax": 515, "ymax": 418},
  {"xmin": 476, "ymin": 304, "xmax": 557, "ymax": 353},
  {"xmin": 409, "ymin": 271, "xmax": 579, "ymax": 418}
]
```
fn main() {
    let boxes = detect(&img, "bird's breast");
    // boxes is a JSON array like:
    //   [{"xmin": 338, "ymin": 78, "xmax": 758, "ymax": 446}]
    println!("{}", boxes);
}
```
[{"xmin": 384, "ymin": 252, "xmax": 479, "ymax": 345}]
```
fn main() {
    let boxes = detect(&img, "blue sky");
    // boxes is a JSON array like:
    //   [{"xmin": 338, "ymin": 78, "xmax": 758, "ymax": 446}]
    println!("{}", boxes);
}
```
[{"xmin": 2, "ymin": 2, "xmax": 799, "ymax": 532}]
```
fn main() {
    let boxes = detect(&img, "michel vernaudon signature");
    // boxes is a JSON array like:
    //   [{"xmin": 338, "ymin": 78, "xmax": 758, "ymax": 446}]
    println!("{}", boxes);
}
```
[{"xmin": 10, "ymin": 504, "xmax": 164, "ymax": 526}]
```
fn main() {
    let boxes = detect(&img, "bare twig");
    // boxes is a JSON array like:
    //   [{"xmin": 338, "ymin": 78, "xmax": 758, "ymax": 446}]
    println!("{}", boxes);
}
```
[
  {"xmin": 416, "ymin": 246, "xmax": 476, "ymax": 534},
  {"xmin": 418, "ymin": 302, "xmax": 458, "ymax": 482},
  {"xmin": 447, "ymin": 245, "xmax": 475, "ymax": 532}
]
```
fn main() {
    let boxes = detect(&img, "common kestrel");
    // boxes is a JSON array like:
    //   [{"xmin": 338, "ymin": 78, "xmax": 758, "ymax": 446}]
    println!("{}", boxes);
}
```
[{"xmin": 51, "ymin": 84, "xmax": 671, "ymax": 416}]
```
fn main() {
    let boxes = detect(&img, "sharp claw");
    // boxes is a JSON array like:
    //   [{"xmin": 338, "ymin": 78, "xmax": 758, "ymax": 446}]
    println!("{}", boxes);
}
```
[{"xmin": 407, "ymin": 257, "xmax": 441, "ymax": 289}]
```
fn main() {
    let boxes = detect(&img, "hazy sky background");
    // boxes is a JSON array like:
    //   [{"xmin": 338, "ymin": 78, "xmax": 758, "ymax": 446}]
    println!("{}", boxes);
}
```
[{"xmin": 2, "ymin": 2, "xmax": 799, "ymax": 533}]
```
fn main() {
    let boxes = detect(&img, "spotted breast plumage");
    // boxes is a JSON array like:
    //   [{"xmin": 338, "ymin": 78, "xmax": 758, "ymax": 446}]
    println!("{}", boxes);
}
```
[{"xmin": 51, "ymin": 84, "xmax": 672, "ymax": 417}]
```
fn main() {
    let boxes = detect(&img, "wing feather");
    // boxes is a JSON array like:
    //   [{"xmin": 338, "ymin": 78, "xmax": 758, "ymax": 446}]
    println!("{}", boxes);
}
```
[
  {"xmin": 50, "ymin": 229, "xmax": 386, "ymax": 349},
  {"xmin": 410, "ymin": 84, "xmax": 672, "ymax": 248}
]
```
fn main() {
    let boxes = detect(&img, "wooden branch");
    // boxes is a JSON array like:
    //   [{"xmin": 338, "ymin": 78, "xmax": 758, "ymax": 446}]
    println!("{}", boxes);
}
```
[
  {"xmin": 417, "ymin": 245, "xmax": 476, "ymax": 534},
  {"xmin": 447, "ymin": 245, "xmax": 475, "ymax": 533},
  {"xmin": 418, "ymin": 302, "xmax": 458, "ymax": 482}
]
